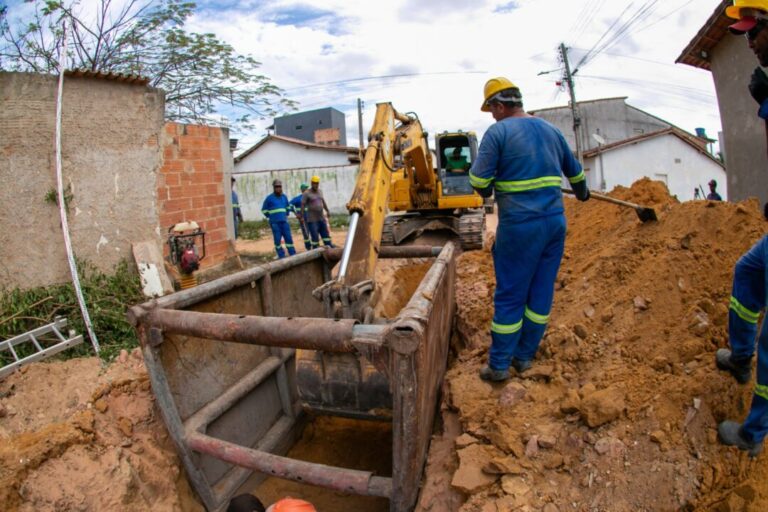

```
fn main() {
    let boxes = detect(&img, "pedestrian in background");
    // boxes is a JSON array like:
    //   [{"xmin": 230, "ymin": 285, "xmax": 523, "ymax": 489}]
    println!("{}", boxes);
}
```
[
  {"xmin": 707, "ymin": 179, "xmax": 723, "ymax": 201},
  {"xmin": 231, "ymin": 177, "xmax": 244, "ymax": 238},
  {"xmin": 261, "ymin": 179, "xmax": 296, "ymax": 259},
  {"xmin": 290, "ymin": 183, "xmax": 312, "ymax": 250}
]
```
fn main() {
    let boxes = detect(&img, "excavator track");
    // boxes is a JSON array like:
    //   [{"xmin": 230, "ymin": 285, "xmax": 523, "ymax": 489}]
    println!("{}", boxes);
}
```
[
  {"xmin": 458, "ymin": 210, "xmax": 485, "ymax": 250},
  {"xmin": 382, "ymin": 216, "xmax": 396, "ymax": 246}
]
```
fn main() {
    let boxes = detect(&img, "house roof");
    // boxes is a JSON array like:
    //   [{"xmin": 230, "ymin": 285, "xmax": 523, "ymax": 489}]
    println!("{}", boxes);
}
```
[
  {"xmin": 582, "ymin": 127, "xmax": 724, "ymax": 168},
  {"xmin": 64, "ymin": 69, "xmax": 149, "ymax": 85},
  {"xmin": 234, "ymin": 134, "xmax": 359, "ymax": 164},
  {"xmin": 529, "ymin": 96, "xmax": 629, "ymax": 114},
  {"xmin": 676, "ymin": 1, "xmax": 731, "ymax": 71}
]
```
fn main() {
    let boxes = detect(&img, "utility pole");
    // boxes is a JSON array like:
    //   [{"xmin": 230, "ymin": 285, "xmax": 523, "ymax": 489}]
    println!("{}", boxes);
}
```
[
  {"xmin": 560, "ymin": 43, "xmax": 583, "ymax": 166},
  {"xmin": 357, "ymin": 98, "xmax": 365, "ymax": 153}
]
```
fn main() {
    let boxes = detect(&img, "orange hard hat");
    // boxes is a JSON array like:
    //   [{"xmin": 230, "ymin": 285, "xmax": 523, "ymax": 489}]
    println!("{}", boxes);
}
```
[{"xmin": 272, "ymin": 498, "xmax": 316, "ymax": 512}]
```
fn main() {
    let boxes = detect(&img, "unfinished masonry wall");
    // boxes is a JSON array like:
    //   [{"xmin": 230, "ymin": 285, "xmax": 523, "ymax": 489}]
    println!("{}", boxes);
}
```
[{"xmin": 0, "ymin": 72, "xmax": 165, "ymax": 291}]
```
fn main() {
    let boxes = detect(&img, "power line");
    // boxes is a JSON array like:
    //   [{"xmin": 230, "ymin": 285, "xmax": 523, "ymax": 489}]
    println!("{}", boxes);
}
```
[{"xmin": 282, "ymin": 70, "xmax": 487, "ymax": 94}]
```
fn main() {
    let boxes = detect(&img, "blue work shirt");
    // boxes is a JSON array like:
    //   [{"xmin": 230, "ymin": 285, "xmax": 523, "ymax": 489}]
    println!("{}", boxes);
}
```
[
  {"xmin": 232, "ymin": 190, "xmax": 241, "ymax": 217},
  {"xmin": 469, "ymin": 117, "xmax": 583, "ymax": 224},
  {"xmin": 261, "ymin": 193, "xmax": 290, "ymax": 223},
  {"xmin": 289, "ymin": 194, "xmax": 307, "ymax": 219}
]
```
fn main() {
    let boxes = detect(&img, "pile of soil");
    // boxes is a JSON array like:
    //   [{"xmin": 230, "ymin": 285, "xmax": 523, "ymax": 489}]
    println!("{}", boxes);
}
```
[
  {"xmin": 420, "ymin": 178, "xmax": 768, "ymax": 511},
  {"xmin": 0, "ymin": 352, "xmax": 202, "ymax": 512}
]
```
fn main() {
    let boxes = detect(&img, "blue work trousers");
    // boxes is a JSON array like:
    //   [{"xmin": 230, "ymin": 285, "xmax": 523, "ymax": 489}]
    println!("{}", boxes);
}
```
[
  {"xmin": 489, "ymin": 214, "xmax": 566, "ymax": 371},
  {"xmin": 308, "ymin": 219, "xmax": 335, "ymax": 248},
  {"xmin": 298, "ymin": 219, "xmax": 311, "ymax": 250},
  {"xmin": 270, "ymin": 221, "xmax": 296, "ymax": 259},
  {"xmin": 728, "ymin": 235, "xmax": 768, "ymax": 444}
]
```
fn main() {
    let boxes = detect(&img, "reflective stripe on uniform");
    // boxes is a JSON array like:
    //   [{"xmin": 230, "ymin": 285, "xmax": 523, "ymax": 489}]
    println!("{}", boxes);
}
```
[
  {"xmin": 495, "ymin": 176, "xmax": 562, "ymax": 193},
  {"xmin": 568, "ymin": 171, "xmax": 586, "ymax": 184},
  {"xmin": 524, "ymin": 306, "xmax": 550, "ymax": 325},
  {"xmin": 274, "ymin": 245, "xmax": 282, "ymax": 251},
  {"xmin": 756, "ymin": 383, "xmax": 768, "ymax": 400},
  {"xmin": 469, "ymin": 171, "xmax": 493, "ymax": 189},
  {"xmin": 285, "ymin": 244, "xmax": 294, "ymax": 248},
  {"xmin": 322, "ymin": 238, "xmax": 332, "ymax": 242},
  {"xmin": 730, "ymin": 296, "xmax": 760, "ymax": 324},
  {"xmin": 491, "ymin": 319, "xmax": 523, "ymax": 334},
  {"xmin": 264, "ymin": 208, "xmax": 287, "ymax": 214},
  {"xmin": 233, "ymin": 203, "xmax": 240, "ymax": 207}
]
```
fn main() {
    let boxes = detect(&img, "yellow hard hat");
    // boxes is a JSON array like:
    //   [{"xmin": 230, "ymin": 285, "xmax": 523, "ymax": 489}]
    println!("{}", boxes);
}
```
[
  {"xmin": 726, "ymin": 0, "xmax": 768, "ymax": 19},
  {"xmin": 310, "ymin": 175, "xmax": 320, "ymax": 183},
  {"xmin": 481, "ymin": 77, "xmax": 518, "ymax": 112}
]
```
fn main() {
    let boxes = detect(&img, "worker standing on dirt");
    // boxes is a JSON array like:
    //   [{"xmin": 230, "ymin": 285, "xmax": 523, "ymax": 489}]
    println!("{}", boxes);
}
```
[
  {"xmin": 232, "ymin": 177, "xmax": 244, "ymax": 238},
  {"xmin": 470, "ymin": 77, "xmax": 590, "ymax": 382},
  {"xmin": 713, "ymin": 1, "xmax": 768, "ymax": 456},
  {"xmin": 261, "ymin": 179, "xmax": 296, "ymax": 259},
  {"xmin": 707, "ymin": 179, "xmax": 723, "ymax": 201},
  {"xmin": 301, "ymin": 176, "xmax": 335, "ymax": 249},
  {"xmin": 290, "ymin": 183, "xmax": 312, "ymax": 250}
]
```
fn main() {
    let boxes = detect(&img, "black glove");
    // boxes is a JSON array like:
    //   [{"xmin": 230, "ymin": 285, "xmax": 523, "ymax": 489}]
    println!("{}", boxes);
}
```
[
  {"xmin": 764, "ymin": 202, "xmax": 768, "ymax": 221},
  {"xmin": 749, "ymin": 67, "xmax": 768, "ymax": 105},
  {"xmin": 571, "ymin": 181, "xmax": 590, "ymax": 202},
  {"xmin": 473, "ymin": 186, "xmax": 494, "ymax": 198}
]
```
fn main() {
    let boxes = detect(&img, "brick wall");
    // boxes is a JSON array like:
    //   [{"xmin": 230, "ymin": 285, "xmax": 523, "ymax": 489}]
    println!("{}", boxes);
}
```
[{"xmin": 158, "ymin": 122, "xmax": 234, "ymax": 269}]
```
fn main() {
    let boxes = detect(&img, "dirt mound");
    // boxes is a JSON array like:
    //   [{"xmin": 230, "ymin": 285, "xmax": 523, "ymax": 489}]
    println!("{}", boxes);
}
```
[
  {"xmin": 0, "ymin": 353, "xmax": 202, "ymax": 512},
  {"xmin": 433, "ymin": 179, "xmax": 768, "ymax": 511}
]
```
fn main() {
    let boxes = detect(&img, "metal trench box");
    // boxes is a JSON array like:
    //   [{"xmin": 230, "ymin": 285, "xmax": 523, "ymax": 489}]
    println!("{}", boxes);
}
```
[{"xmin": 127, "ymin": 243, "xmax": 456, "ymax": 512}]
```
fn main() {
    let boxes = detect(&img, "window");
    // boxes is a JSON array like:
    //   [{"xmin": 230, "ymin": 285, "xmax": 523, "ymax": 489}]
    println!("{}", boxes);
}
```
[
  {"xmin": 654, "ymin": 173, "xmax": 668, "ymax": 185},
  {"xmin": 295, "ymin": 125, "xmax": 303, "ymax": 130},
  {"xmin": 674, "ymin": 158, "xmax": 681, "ymax": 164}
]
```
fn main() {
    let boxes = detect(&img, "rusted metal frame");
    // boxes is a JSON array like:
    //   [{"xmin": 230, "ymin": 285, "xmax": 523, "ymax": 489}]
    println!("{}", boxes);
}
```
[
  {"xmin": 184, "ymin": 352, "xmax": 293, "ymax": 436},
  {"xmin": 188, "ymin": 431, "xmax": 393, "ymax": 499},
  {"xmin": 259, "ymin": 274, "xmax": 295, "ymax": 419},
  {"xmin": 141, "ymin": 250, "xmax": 323, "ymax": 312},
  {"xmin": 323, "ymin": 245, "xmax": 444, "ymax": 263},
  {"xmin": 140, "ymin": 309, "xmax": 374, "ymax": 352},
  {"xmin": 388, "ymin": 242, "xmax": 456, "ymax": 511},
  {"xmin": 140, "ymin": 334, "xmax": 218, "ymax": 511}
]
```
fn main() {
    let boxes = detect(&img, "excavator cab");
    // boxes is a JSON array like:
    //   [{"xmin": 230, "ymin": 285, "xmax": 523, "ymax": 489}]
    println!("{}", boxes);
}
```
[{"xmin": 436, "ymin": 131, "xmax": 477, "ymax": 197}]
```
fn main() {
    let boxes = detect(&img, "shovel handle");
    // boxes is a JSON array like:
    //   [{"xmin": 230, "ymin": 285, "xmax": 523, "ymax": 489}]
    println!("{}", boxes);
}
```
[{"xmin": 561, "ymin": 188, "xmax": 644, "ymax": 210}]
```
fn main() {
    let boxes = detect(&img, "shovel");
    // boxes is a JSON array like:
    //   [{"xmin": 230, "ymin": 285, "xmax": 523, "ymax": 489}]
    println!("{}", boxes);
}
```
[{"xmin": 561, "ymin": 188, "xmax": 658, "ymax": 223}]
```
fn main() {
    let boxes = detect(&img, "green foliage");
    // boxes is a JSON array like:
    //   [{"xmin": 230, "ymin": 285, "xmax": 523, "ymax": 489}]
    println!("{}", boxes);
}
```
[
  {"xmin": 0, "ymin": 0, "xmax": 295, "ymax": 128},
  {"xmin": 0, "ymin": 260, "xmax": 145, "ymax": 366},
  {"xmin": 238, "ymin": 219, "xmax": 270, "ymax": 240},
  {"xmin": 44, "ymin": 184, "xmax": 73, "ymax": 210}
]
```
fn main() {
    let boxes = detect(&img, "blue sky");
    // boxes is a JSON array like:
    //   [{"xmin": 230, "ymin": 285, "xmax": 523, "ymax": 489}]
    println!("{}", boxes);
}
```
[{"xmin": 3, "ymin": 0, "xmax": 727, "ymax": 154}]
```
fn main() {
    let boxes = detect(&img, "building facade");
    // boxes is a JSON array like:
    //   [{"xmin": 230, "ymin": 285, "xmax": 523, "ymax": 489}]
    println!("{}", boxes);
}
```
[{"xmin": 273, "ymin": 107, "xmax": 347, "ymax": 146}]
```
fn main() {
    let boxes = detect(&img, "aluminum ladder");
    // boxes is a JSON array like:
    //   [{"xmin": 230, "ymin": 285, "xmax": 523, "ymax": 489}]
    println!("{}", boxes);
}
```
[{"xmin": 0, "ymin": 317, "xmax": 84, "ymax": 379}]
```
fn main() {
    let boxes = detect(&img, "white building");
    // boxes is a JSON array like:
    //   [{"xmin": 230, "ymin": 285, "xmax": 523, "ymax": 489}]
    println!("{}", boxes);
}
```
[
  {"xmin": 581, "ymin": 127, "xmax": 726, "ymax": 201},
  {"xmin": 233, "ymin": 135, "xmax": 360, "ymax": 220}
]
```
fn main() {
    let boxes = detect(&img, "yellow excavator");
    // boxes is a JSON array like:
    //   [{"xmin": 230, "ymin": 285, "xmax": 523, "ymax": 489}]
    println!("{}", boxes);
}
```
[{"xmin": 300, "ymin": 102, "xmax": 486, "ymax": 414}]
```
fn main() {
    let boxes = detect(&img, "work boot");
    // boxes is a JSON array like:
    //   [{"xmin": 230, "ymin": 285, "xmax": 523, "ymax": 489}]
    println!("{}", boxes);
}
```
[
  {"xmin": 718, "ymin": 420, "xmax": 763, "ymax": 457},
  {"xmin": 479, "ymin": 366, "xmax": 510, "ymax": 382},
  {"xmin": 511, "ymin": 358, "xmax": 532, "ymax": 374},
  {"xmin": 715, "ymin": 349, "xmax": 752, "ymax": 384}
]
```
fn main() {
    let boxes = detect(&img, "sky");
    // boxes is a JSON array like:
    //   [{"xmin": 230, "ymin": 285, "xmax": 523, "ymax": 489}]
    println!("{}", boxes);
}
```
[
  {"xmin": 4, "ymin": 0, "xmax": 728, "ymax": 154},
  {"xmin": 184, "ymin": 0, "xmax": 725, "ymax": 154}
]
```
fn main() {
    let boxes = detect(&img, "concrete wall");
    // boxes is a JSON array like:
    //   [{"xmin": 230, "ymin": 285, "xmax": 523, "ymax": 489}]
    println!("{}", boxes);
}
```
[
  {"xmin": 158, "ymin": 123, "xmax": 235, "ymax": 269},
  {"xmin": 274, "ymin": 107, "xmax": 347, "ymax": 145},
  {"xmin": 582, "ymin": 134, "xmax": 727, "ymax": 200},
  {"xmin": 0, "ymin": 72, "xmax": 165, "ymax": 290},
  {"xmin": 235, "ymin": 138, "xmax": 353, "ymax": 172},
  {"xmin": 234, "ymin": 165, "xmax": 359, "ymax": 220},
  {"xmin": 532, "ymin": 98, "xmax": 671, "ymax": 153},
  {"xmin": 710, "ymin": 34, "xmax": 768, "ymax": 205}
]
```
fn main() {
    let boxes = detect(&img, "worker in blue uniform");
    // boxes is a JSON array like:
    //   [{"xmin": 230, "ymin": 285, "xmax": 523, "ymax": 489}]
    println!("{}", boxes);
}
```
[
  {"xmin": 713, "ymin": 1, "xmax": 768, "ymax": 456},
  {"xmin": 261, "ymin": 179, "xmax": 295, "ymax": 259},
  {"xmin": 469, "ymin": 77, "xmax": 590, "ymax": 382},
  {"xmin": 290, "ymin": 183, "xmax": 311, "ymax": 250}
]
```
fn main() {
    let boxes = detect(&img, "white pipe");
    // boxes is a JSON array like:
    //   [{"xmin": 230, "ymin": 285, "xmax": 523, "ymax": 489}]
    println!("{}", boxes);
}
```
[
  {"xmin": 337, "ymin": 212, "xmax": 360, "ymax": 281},
  {"xmin": 55, "ymin": 21, "xmax": 100, "ymax": 353}
]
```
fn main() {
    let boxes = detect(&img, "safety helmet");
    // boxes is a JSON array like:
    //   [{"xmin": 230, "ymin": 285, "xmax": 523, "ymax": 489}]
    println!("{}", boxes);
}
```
[
  {"xmin": 300, "ymin": 182, "xmax": 309, "ymax": 190},
  {"xmin": 481, "ymin": 77, "xmax": 519, "ymax": 112},
  {"xmin": 310, "ymin": 175, "xmax": 320, "ymax": 183},
  {"xmin": 271, "ymin": 498, "xmax": 316, "ymax": 512},
  {"xmin": 726, "ymin": 0, "xmax": 768, "ymax": 19}
]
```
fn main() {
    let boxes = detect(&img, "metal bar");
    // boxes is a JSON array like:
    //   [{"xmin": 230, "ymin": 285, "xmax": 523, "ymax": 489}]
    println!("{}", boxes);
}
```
[
  {"xmin": 6, "ymin": 342, "xmax": 19, "ymax": 362},
  {"xmin": 337, "ymin": 212, "xmax": 360, "ymax": 281},
  {"xmin": 140, "ymin": 309, "xmax": 383, "ymax": 353},
  {"xmin": 140, "ymin": 250, "xmax": 324, "ymax": 312},
  {"xmin": 397, "ymin": 243, "xmax": 455, "ymax": 321},
  {"xmin": 0, "ymin": 318, "xmax": 68, "ymax": 348},
  {"xmin": 324, "ymin": 245, "xmax": 444, "ymax": 263},
  {"xmin": 188, "ymin": 431, "xmax": 393, "ymax": 499},
  {"xmin": 29, "ymin": 334, "xmax": 43, "ymax": 352},
  {"xmin": 0, "ymin": 336, "xmax": 83, "ymax": 380},
  {"xmin": 184, "ymin": 354, "xmax": 289, "ymax": 434},
  {"xmin": 51, "ymin": 326, "xmax": 68, "ymax": 343}
]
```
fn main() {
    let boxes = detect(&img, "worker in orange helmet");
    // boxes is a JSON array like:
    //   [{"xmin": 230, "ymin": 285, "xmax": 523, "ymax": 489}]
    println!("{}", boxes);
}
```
[{"xmin": 266, "ymin": 497, "xmax": 317, "ymax": 512}]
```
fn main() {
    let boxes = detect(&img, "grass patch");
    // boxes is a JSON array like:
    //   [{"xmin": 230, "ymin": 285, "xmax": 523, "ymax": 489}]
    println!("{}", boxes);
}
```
[{"xmin": 0, "ymin": 260, "xmax": 145, "ymax": 365}]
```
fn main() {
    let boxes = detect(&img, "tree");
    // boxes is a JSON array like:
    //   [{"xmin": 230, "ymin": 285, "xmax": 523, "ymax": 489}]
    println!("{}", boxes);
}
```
[{"xmin": 0, "ymin": 0, "xmax": 295, "ymax": 128}]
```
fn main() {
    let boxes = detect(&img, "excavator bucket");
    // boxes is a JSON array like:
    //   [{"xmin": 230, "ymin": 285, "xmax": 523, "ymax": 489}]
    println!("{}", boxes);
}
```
[{"xmin": 128, "ymin": 243, "xmax": 457, "ymax": 512}]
